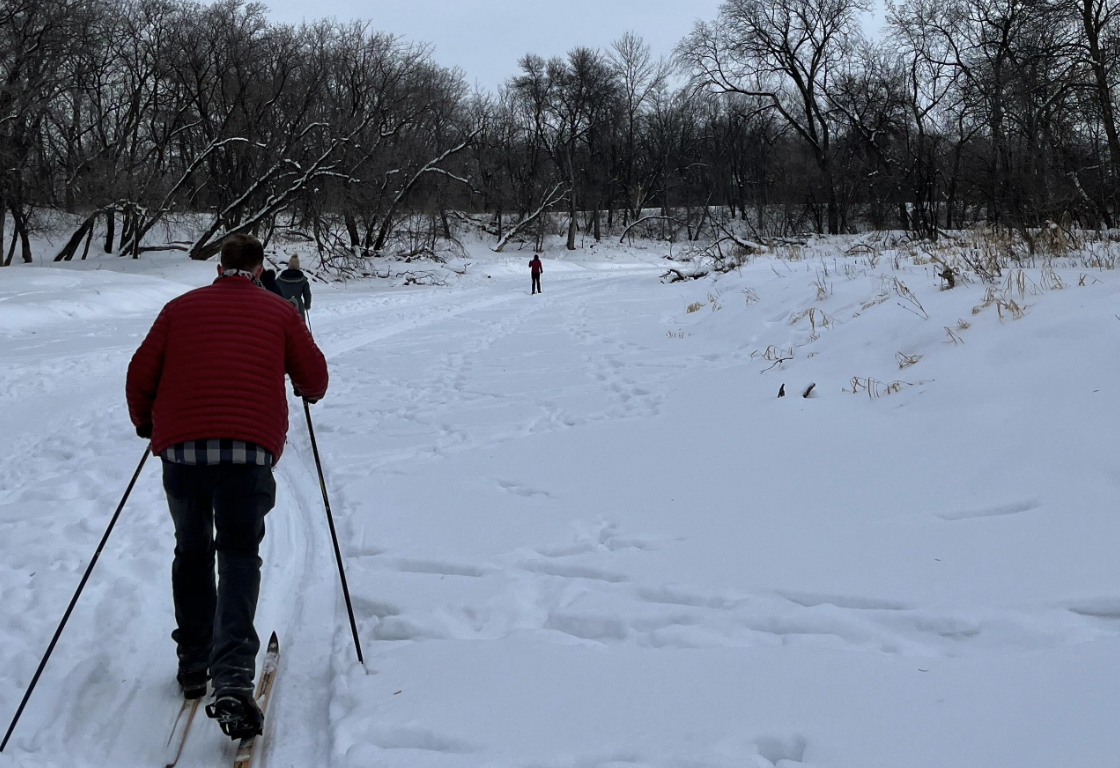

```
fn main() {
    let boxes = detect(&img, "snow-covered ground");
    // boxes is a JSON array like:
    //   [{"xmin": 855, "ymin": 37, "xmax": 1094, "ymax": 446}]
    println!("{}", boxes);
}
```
[{"xmin": 1, "ymin": 237, "xmax": 1118, "ymax": 768}]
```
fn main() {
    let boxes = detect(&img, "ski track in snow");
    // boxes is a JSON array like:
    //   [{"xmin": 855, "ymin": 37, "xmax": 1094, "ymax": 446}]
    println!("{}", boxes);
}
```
[
  {"xmin": 3, "ymin": 247, "xmax": 1120, "ymax": 768},
  {"xmin": 0, "ymin": 320, "xmax": 184, "ymax": 766}
]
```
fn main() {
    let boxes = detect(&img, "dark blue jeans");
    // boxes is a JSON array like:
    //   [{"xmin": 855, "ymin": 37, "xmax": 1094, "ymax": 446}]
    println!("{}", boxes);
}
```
[{"xmin": 162, "ymin": 461, "xmax": 275, "ymax": 696}]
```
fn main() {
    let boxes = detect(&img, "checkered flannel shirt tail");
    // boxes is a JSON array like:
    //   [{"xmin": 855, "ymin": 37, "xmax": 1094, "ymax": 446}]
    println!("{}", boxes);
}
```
[{"xmin": 162, "ymin": 439, "xmax": 272, "ymax": 466}]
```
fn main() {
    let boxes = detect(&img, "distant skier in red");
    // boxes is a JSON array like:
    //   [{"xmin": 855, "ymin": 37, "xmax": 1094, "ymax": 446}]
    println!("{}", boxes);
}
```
[{"xmin": 530, "ymin": 254, "xmax": 543, "ymax": 294}]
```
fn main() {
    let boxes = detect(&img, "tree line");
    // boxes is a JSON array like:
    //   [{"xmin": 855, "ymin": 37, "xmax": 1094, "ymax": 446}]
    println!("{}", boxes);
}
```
[{"xmin": 2, "ymin": 0, "xmax": 1118, "ymax": 265}]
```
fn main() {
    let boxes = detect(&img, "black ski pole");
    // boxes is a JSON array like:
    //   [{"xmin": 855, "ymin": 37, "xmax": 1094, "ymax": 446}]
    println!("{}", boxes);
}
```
[
  {"xmin": 1, "ymin": 448, "xmax": 150, "ymax": 753},
  {"xmin": 302, "ymin": 400, "xmax": 364, "ymax": 664}
]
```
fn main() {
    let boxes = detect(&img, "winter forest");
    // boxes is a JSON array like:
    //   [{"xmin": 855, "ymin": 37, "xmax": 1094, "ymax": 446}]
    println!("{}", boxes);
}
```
[
  {"xmin": 5, "ymin": 0, "xmax": 1120, "ymax": 266},
  {"xmin": 3, "ymin": 0, "xmax": 1120, "ymax": 766}
]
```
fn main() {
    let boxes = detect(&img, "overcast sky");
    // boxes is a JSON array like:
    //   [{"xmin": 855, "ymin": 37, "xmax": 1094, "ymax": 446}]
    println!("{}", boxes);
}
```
[
  {"xmin": 258, "ymin": 0, "xmax": 719, "ymax": 91},
  {"xmin": 256, "ymin": 0, "xmax": 886, "ymax": 93}
]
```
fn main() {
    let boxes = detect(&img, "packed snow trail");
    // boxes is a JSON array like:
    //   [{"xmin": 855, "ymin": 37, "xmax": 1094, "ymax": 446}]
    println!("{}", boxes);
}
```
[
  {"xmin": 0, "ymin": 262, "xmax": 645, "ymax": 767},
  {"xmin": 3, "ymin": 247, "xmax": 1120, "ymax": 768},
  {"xmin": 302, "ymin": 253, "xmax": 1120, "ymax": 768}
]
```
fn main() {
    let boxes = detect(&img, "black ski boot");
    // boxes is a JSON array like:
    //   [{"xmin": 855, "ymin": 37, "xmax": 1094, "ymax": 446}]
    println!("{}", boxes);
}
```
[
  {"xmin": 206, "ymin": 692, "xmax": 264, "ymax": 740},
  {"xmin": 176, "ymin": 668, "xmax": 209, "ymax": 700}
]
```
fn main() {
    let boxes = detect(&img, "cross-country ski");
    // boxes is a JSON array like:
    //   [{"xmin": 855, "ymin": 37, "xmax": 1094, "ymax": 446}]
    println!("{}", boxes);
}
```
[
  {"xmin": 161, "ymin": 699, "xmax": 200, "ymax": 768},
  {"xmin": 231, "ymin": 633, "xmax": 280, "ymax": 768}
]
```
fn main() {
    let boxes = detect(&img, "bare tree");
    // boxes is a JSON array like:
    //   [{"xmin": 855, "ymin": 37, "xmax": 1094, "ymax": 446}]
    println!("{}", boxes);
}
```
[
  {"xmin": 0, "ymin": 0, "xmax": 85, "ymax": 264},
  {"xmin": 5, "ymin": 0, "xmax": 1120, "ymax": 262},
  {"xmin": 608, "ymin": 31, "xmax": 669, "ymax": 224},
  {"xmin": 511, "ymin": 48, "xmax": 619, "ymax": 250},
  {"xmin": 679, "ymin": 0, "xmax": 870, "ymax": 234}
]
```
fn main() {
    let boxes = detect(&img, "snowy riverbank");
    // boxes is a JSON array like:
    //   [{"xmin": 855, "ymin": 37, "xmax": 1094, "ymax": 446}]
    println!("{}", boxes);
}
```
[{"xmin": 2, "ymin": 238, "xmax": 1118, "ymax": 767}]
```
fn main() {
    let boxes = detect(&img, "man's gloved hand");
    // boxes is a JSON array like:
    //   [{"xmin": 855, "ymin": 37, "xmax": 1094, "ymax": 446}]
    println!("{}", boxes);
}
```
[
  {"xmin": 293, "ymin": 386, "xmax": 318, "ymax": 404},
  {"xmin": 136, "ymin": 424, "xmax": 153, "ymax": 439}
]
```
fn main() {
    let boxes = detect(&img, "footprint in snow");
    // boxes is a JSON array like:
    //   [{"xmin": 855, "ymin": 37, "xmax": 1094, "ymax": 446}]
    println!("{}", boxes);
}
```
[
  {"xmin": 755, "ymin": 734, "xmax": 808, "ymax": 766},
  {"xmin": 393, "ymin": 558, "xmax": 490, "ymax": 578},
  {"xmin": 937, "ymin": 499, "xmax": 1040, "ymax": 521},
  {"xmin": 495, "ymin": 479, "xmax": 555, "ymax": 499},
  {"xmin": 517, "ymin": 560, "xmax": 629, "ymax": 583}
]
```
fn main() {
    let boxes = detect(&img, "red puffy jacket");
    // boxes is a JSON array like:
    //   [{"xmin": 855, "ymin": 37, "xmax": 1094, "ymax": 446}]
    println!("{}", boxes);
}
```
[{"xmin": 126, "ymin": 275, "xmax": 328, "ymax": 462}]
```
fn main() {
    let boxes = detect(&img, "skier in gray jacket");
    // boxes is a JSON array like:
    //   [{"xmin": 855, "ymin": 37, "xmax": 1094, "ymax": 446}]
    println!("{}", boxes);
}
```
[{"xmin": 276, "ymin": 254, "xmax": 312, "ymax": 321}]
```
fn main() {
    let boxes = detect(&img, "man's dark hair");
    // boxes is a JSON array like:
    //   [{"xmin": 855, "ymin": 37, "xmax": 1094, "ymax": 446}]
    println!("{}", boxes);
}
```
[{"xmin": 220, "ymin": 234, "xmax": 264, "ymax": 271}]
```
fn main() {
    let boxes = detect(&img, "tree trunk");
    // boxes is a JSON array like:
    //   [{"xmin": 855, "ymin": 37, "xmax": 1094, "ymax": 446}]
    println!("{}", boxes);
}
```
[
  {"xmin": 692, "ymin": 206, "xmax": 710, "ymax": 241},
  {"xmin": 494, "ymin": 184, "xmax": 566, "ymax": 253},
  {"xmin": 191, "ymin": 239, "xmax": 224, "ymax": 262},
  {"xmin": 4, "ymin": 226, "xmax": 16, "ymax": 267},
  {"xmin": 119, "ymin": 211, "xmax": 134, "ymax": 255},
  {"xmin": 17, "ymin": 220, "xmax": 31, "ymax": 263},
  {"xmin": 373, "ymin": 214, "xmax": 393, "ymax": 253},
  {"xmin": 8, "ymin": 204, "xmax": 32, "ymax": 263},
  {"xmin": 439, "ymin": 205, "xmax": 453, "ymax": 241},
  {"xmin": 566, "ymin": 191, "xmax": 577, "ymax": 251},
  {"xmin": 1083, "ymin": 0, "xmax": 1120, "ymax": 216},
  {"xmin": 344, "ymin": 209, "xmax": 360, "ymax": 252},
  {"xmin": 80, "ymin": 219, "xmax": 95, "ymax": 259},
  {"xmin": 54, "ymin": 215, "xmax": 97, "ymax": 261},
  {"xmin": 825, "ymin": 174, "xmax": 840, "ymax": 235},
  {"xmin": 313, "ymin": 214, "xmax": 325, "ymax": 255},
  {"xmin": 188, "ymin": 215, "xmax": 229, "ymax": 260},
  {"xmin": 104, "ymin": 210, "xmax": 115, "ymax": 253},
  {"xmin": 261, "ymin": 214, "xmax": 277, "ymax": 250}
]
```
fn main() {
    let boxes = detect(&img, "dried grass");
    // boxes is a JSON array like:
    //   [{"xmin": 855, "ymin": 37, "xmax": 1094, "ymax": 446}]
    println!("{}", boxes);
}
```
[
  {"xmin": 886, "ymin": 276, "xmax": 928, "ymax": 319},
  {"xmin": 846, "ymin": 377, "xmax": 921, "ymax": 398},
  {"xmin": 775, "ymin": 244, "xmax": 805, "ymax": 261},
  {"xmin": 896, "ymin": 352, "xmax": 922, "ymax": 369},
  {"xmin": 860, "ymin": 293, "xmax": 890, "ymax": 312},
  {"xmin": 972, "ymin": 287, "xmax": 998, "ymax": 315},
  {"xmin": 944, "ymin": 327, "xmax": 965, "ymax": 345},
  {"xmin": 847, "ymin": 243, "xmax": 880, "ymax": 269},
  {"xmin": 1039, "ymin": 265, "xmax": 1065, "ymax": 290},
  {"xmin": 1003, "ymin": 269, "xmax": 1040, "ymax": 299},
  {"xmin": 1082, "ymin": 242, "xmax": 1118, "ymax": 270},
  {"xmin": 754, "ymin": 344, "xmax": 794, "ymax": 361},
  {"xmin": 1037, "ymin": 219, "xmax": 1080, "ymax": 255},
  {"xmin": 995, "ymin": 296, "xmax": 1026, "ymax": 321},
  {"xmin": 961, "ymin": 229, "xmax": 1008, "ymax": 280},
  {"xmin": 789, "ymin": 307, "xmax": 839, "ymax": 333},
  {"xmin": 813, "ymin": 270, "xmax": 830, "ymax": 301}
]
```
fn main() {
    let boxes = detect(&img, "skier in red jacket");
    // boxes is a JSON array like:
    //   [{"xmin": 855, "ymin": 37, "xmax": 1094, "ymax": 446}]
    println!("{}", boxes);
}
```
[
  {"xmin": 126, "ymin": 234, "xmax": 328, "ymax": 739},
  {"xmin": 530, "ymin": 254, "xmax": 543, "ymax": 294}
]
